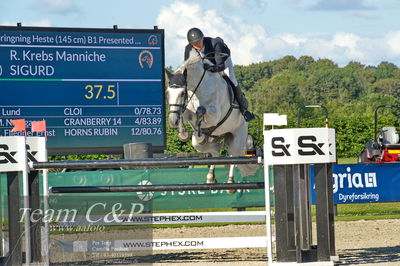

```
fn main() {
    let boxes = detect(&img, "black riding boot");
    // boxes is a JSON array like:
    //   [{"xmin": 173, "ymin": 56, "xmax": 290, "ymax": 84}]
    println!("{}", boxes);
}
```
[{"xmin": 233, "ymin": 84, "xmax": 255, "ymax": 122}]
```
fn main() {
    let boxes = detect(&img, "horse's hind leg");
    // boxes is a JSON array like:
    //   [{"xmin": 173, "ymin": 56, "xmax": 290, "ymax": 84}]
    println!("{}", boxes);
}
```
[
  {"xmin": 227, "ymin": 164, "xmax": 235, "ymax": 194},
  {"xmin": 224, "ymin": 128, "xmax": 248, "ymax": 193},
  {"xmin": 207, "ymin": 165, "xmax": 216, "ymax": 184},
  {"xmin": 192, "ymin": 139, "xmax": 221, "ymax": 184}
]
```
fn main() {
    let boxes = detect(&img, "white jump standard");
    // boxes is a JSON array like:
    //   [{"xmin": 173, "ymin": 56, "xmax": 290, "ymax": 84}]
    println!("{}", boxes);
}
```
[{"xmin": 263, "ymin": 114, "xmax": 337, "ymax": 265}]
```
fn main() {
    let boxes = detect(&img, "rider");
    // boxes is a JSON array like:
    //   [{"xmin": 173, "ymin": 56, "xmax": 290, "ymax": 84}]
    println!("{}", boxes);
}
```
[{"xmin": 184, "ymin": 27, "xmax": 255, "ymax": 122}]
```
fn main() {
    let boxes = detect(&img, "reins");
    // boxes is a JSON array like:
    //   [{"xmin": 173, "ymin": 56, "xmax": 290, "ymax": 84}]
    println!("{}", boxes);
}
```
[{"xmin": 181, "ymin": 68, "xmax": 206, "ymax": 115}]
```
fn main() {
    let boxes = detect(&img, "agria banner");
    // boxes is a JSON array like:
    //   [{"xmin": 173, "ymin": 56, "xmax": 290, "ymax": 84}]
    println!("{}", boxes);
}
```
[{"xmin": 312, "ymin": 163, "xmax": 400, "ymax": 204}]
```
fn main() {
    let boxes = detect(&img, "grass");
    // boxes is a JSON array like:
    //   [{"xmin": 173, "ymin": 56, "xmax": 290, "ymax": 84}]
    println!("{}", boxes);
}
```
[
  {"xmin": 336, "ymin": 202, "xmax": 400, "ymax": 216},
  {"xmin": 337, "ymin": 157, "xmax": 358, "ymax": 164}
]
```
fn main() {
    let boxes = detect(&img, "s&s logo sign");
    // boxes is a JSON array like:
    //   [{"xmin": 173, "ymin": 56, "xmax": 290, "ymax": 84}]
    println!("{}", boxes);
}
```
[
  {"xmin": 0, "ymin": 136, "xmax": 26, "ymax": 172},
  {"xmin": 0, "ymin": 144, "xmax": 18, "ymax": 164},
  {"xmin": 0, "ymin": 136, "xmax": 47, "ymax": 172},
  {"xmin": 297, "ymin": 135, "xmax": 326, "ymax": 156},
  {"xmin": 0, "ymin": 143, "xmax": 41, "ymax": 164},
  {"xmin": 264, "ymin": 128, "xmax": 336, "ymax": 165},
  {"xmin": 271, "ymin": 137, "xmax": 291, "ymax": 156}
]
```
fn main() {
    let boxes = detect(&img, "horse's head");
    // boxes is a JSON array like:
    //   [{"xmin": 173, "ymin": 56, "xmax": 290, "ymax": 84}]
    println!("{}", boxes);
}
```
[{"xmin": 166, "ymin": 70, "xmax": 187, "ymax": 128}]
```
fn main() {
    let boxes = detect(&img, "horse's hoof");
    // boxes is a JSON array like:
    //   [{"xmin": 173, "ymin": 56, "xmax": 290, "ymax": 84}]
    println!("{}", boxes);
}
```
[
  {"xmin": 178, "ymin": 132, "xmax": 190, "ymax": 142},
  {"xmin": 227, "ymin": 189, "xmax": 236, "ymax": 194},
  {"xmin": 206, "ymin": 178, "xmax": 216, "ymax": 184},
  {"xmin": 194, "ymin": 133, "xmax": 207, "ymax": 145},
  {"xmin": 227, "ymin": 178, "xmax": 235, "ymax": 193}
]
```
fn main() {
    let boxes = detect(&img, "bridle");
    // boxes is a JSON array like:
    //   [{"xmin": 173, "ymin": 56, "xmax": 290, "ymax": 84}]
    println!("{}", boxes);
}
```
[
  {"xmin": 168, "ymin": 66, "xmax": 206, "ymax": 119},
  {"xmin": 168, "ymin": 85, "xmax": 187, "ymax": 118}
]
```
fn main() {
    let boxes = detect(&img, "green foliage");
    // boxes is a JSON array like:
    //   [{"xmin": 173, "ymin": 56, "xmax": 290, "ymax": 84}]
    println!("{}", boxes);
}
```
[
  {"xmin": 236, "ymin": 56, "xmax": 400, "ymax": 158},
  {"xmin": 165, "ymin": 123, "xmax": 196, "ymax": 154},
  {"xmin": 50, "ymin": 154, "xmax": 109, "ymax": 160},
  {"xmin": 51, "ymin": 56, "xmax": 400, "ymax": 160},
  {"xmin": 165, "ymin": 55, "xmax": 400, "ymax": 159}
]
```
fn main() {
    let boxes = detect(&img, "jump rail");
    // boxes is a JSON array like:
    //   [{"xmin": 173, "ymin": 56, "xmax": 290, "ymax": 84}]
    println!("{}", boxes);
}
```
[
  {"xmin": 49, "ymin": 182, "xmax": 265, "ymax": 193},
  {"xmin": 31, "ymin": 156, "xmax": 261, "ymax": 170}
]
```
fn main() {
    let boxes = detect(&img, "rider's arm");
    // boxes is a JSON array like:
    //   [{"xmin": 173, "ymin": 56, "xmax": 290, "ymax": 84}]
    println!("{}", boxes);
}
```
[{"xmin": 212, "ymin": 40, "xmax": 229, "ymax": 72}]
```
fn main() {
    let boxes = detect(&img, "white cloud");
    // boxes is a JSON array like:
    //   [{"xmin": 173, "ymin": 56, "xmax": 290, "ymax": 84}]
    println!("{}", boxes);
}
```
[
  {"xmin": 33, "ymin": 0, "xmax": 78, "ymax": 14},
  {"xmin": 385, "ymin": 31, "xmax": 400, "ymax": 56},
  {"xmin": 332, "ymin": 32, "xmax": 364, "ymax": 59},
  {"xmin": 158, "ymin": 0, "xmax": 400, "ymax": 68},
  {"xmin": 157, "ymin": 0, "xmax": 269, "ymax": 67},
  {"xmin": 279, "ymin": 34, "xmax": 307, "ymax": 46}
]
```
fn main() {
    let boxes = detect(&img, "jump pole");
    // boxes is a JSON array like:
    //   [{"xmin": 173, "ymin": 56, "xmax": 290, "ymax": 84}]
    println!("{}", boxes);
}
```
[{"xmin": 31, "ymin": 156, "xmax": 260, "ymax": 170}]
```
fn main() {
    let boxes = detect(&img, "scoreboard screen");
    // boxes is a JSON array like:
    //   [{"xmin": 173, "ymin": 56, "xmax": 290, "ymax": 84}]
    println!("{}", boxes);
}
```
[{"xmin": 0, "ymin": 26, "xmax": 166, "ymax": 155}]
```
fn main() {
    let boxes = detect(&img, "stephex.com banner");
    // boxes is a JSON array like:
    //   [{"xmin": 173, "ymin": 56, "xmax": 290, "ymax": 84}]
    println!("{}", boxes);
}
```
[{"xmin": 311, "ymin": 163, "xmax": 400, "ymax": 204}]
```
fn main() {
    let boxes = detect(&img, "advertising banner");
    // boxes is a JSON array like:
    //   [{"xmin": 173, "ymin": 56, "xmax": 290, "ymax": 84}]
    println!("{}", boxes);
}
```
[
  {"xmin": 311, "ymin": 163, "xmax": 400, "ymax": 204},
  {"xmin": 44, "ymin": 166, "xmax": 267, "ymax": 213}
]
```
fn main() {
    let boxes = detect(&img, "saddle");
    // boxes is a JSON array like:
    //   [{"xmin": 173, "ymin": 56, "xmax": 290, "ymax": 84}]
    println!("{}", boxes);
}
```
[{"xmin": 221, "ymin": 75, "xmax": 240, "ymax": 109}]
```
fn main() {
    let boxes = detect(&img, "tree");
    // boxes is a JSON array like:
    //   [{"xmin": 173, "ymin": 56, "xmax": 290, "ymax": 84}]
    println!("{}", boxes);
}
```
[
  {"xmin": 374, "ymin": 78, "xmax": 400, "ymax": 98},
  {"xmin": 374, "ymin": 61, "xmax": 398, "ymax": 79}
]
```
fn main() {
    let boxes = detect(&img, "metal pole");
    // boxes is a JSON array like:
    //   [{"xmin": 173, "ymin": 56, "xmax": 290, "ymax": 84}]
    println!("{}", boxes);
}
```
[
  {"xmin": 22, "ymin": 137, "xmax": 31, "ymax": 265},
  {"xmin": 314, "ymin": 163, "xmax": 331, "ymax": 261},
  {"xmin": 28, "ymin": 171, "xmax": 41, "ymax": 263},
  {"xmin": 32, "ymin": 156, "xmax": 260, "ymax": 170},
  {"xmin": 297, "ymin": 105, "xmax": 329, "ymax": 128},
  {"xmin": 7, "ymin": 172, "xmax": 22, "ymax": 266},
  {"xmin": 263, "ymin": 164, "xmax": 273, "ymax": 265},
  {"xmin": 42, "ymin": 169, "xmax": 50, "ymax": 266},
  {"xmin": 49, "ymin": 182, "xmax": 264, "ymax": 194}
]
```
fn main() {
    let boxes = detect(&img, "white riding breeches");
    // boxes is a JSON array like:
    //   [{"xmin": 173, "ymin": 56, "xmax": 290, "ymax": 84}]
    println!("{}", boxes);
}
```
[{"xmin": 223, "ymin": 56, "xmax": 238, "ymax": 87}]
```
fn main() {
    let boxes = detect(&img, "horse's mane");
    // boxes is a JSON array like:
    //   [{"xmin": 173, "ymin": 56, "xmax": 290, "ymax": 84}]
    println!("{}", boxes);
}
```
[{"xmin": 174, "ymin": 49, "xmax": 202, "ymax": 74}]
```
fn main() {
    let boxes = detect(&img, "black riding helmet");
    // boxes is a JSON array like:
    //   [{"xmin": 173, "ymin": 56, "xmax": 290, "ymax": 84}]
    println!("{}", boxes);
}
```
[{"xmin": 187, "ymin": 28, "xmax": 204, "ymax": 43}]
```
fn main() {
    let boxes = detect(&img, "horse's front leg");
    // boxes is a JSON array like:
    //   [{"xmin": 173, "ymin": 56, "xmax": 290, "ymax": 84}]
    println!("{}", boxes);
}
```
[
  {"xmin": 206, "ymin": 165, "xmax": 216, "ymax": 184},
  {"xmin": 195, "ymin": 106, "xmax": 206, "ymax": 135},
  {"xmin": 192, "ymin": 106, "xmax": 207, "ymax": 144}
]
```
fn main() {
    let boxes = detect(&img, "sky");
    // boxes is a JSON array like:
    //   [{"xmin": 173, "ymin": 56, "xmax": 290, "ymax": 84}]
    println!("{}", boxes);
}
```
[{"xmin": 1, "ymin": 0, "xmax": 399, "ymax": 68}]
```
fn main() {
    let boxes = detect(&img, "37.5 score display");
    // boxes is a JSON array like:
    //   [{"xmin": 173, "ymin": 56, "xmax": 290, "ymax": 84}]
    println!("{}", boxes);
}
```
[{"xmin": 84, "ymin": 84, "xmax": 116, "ymax": 100}]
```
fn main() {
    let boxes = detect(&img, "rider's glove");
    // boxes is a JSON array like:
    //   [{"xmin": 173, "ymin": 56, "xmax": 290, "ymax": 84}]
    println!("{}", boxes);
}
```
[{"xmin": 203, "ymin": 63, "xmax": 217, "ymax": 72}]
